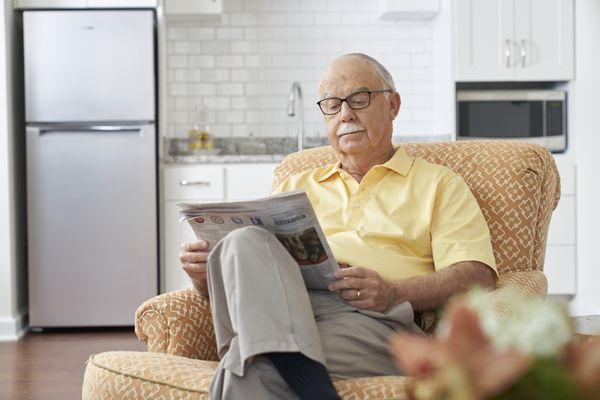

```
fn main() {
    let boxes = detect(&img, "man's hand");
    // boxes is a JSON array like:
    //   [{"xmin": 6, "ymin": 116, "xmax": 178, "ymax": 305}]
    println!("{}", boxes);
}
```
[
  {"xmin": 179, "ymin": 240, "xmax": 210, "ymax": 297},
  {"xmin": 328, "ymin": 266, "xmax": 398, "ymax": 312}
]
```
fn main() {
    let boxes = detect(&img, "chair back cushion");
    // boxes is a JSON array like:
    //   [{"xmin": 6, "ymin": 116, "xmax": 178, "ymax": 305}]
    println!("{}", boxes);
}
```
[{"xmin": 272, "ymin": 141, "xmax": 560, "ymax": 275}]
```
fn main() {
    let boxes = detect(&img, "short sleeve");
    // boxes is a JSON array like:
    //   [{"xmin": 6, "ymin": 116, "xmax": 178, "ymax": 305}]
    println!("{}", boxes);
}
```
[{"xmin": 430, "ymin": 174, "xmax": 497, "ymax": 275}]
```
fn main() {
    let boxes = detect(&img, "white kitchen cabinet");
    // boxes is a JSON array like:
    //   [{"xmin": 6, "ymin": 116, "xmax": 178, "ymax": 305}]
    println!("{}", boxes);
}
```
[
  {"xmin": 545, "ymin": 156, "xmax": 576, "ymax": 295},
  {"xmin": 161, "ymin": 162, "xmax": 278, "ymax": 293},
  {"xmin": 377, "ymin": 0, "xmax": 440, "ymax": 20},
  {"xmin": 454, "ymin": 0, "xmax": 573, "ymax": 81},
  {"xmin": 226, "ymin": 164, "xmax": 278, "ymax": 201},
  {"xmin": 164, "ymin": 0, "xmax": 222, "ymax": 16},
  {"xmin": 13, "ymin": 0, "xmax": 157, "ymax": 8}
]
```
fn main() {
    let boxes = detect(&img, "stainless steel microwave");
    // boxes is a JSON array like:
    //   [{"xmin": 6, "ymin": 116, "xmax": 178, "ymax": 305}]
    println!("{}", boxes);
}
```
[{"xmin": 457, "ymin": 90, "xmax": 567, "ymax": 152}]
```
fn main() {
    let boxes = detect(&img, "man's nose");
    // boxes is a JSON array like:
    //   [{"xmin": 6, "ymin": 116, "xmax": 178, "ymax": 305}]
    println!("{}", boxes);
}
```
[{"xmin": 339, "ymin": 101, "xmax": 356, "ymax": 122}]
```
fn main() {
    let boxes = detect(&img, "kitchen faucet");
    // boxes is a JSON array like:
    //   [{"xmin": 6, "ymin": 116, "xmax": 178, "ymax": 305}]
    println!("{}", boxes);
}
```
[{"xmin": 287, "ymin": 81, "xmax": 303, "ymax": 151}]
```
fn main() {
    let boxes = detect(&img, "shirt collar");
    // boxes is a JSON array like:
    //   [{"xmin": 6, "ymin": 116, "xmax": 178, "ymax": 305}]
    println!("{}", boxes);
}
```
[{"xmin": 316, "ymin": 146, "xmax": 413, "ymax": 182}]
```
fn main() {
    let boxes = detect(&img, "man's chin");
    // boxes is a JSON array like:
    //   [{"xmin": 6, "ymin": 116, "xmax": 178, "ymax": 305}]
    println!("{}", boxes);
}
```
[{"xmin": 337, "ymin": 133, "xmax": 369, "ymax": 154}]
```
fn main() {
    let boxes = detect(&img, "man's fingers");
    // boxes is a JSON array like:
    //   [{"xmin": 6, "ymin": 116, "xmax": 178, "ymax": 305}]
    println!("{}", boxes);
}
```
[
  {"xmin": 328, "ymin": 277, "xmax": 364, "ymax": 292},
  {"xmin": 183, "ymin": 263, "xmax": 207, "ymax": 275},
  {"xmin": 338, "ymin": 288, "xmax": 367, "ymax": 301},
  {"xmin": 333, "ymin": 266, "xmax": 369, "ymax": 279},
  {"xmin": 179, "ymin": 251, "xmax": 209, "ymax": 263},
  {"xmin": 181, "ymin": 240, "xmax": 208, "ymax": 251}
]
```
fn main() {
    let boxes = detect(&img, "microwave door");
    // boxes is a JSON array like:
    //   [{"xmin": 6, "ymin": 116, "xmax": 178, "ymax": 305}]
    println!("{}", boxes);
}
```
[{"xmin": 458, "ymin": 100, "xmax": 544, "ymax": 139}]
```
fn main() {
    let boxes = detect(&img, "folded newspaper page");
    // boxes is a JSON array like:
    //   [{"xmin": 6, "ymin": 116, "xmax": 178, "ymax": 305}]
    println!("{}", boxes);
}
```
[{"xmin": 178, "ymin": 190, "xmax": 339, "ymax": 290}]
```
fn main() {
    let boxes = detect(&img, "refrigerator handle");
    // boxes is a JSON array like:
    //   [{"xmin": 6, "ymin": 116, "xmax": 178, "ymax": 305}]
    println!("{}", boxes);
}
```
[{"xmin": 38, "ymin": 125, "xmax": 145, "ymax": 134}]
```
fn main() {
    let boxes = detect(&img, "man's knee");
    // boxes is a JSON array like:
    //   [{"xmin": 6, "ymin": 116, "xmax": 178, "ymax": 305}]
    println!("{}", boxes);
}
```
[{"xmin": 222, "ymin": 226, "xmax": 270, "ymax": 246}]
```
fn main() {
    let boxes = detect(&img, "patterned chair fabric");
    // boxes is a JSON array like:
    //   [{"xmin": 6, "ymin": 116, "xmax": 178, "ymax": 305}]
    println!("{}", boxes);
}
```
[{"xmin": 82, "ymin": 141, "xmax": 560, "ymax": 399}]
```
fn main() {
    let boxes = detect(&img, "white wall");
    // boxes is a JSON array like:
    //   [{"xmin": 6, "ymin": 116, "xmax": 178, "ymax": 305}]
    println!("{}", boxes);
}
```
[
  {"xmin": 569, "ymin": 0, "xmax": 600, "ymax": 316},
  {"xmin": 0, "ymin": 1, "xmax": 27, "ymax": 341},
  {"xmin": 164, "ymin": 0, "xmax": 442, "ymax": 140}
]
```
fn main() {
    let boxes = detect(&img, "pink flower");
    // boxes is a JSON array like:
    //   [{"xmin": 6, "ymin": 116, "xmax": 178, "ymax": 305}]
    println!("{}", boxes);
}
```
[{"xmin": 390, "ymin": 305, "xmax": 532, "ymax": 400}]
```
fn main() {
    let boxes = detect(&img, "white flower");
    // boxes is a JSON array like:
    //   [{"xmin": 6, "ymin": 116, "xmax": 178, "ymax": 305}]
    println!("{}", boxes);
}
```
[{"xmin": 458, "ymin": 288, "xmax": 573, "ymax": 358}]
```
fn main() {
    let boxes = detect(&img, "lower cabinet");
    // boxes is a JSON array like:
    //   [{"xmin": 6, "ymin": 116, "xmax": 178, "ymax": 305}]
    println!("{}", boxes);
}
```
[
  {"xmin": 161, "ymin": 163, "xmax": 278, "ymax": 293},
  {"xmin": 545, "ymin": 156, "xmax": 576, "ymax": 296}
]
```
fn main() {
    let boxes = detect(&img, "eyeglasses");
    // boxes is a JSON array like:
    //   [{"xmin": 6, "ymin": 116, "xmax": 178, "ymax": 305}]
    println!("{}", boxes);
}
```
[{"xmin": 316, "ymin": 89, "xmax": 393, "ymax": 115}]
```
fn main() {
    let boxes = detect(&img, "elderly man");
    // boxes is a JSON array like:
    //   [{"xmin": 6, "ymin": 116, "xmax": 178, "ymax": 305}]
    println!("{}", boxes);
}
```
[{"xmin": 179, "ymin": 53, "xmax": 497, "ymax": 399}]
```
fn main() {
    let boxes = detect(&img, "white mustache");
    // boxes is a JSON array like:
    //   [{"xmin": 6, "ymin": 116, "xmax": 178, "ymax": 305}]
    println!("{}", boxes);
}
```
[{"xmin": 337, "ymin": 122, "xmax": 365, "ymax": 136}]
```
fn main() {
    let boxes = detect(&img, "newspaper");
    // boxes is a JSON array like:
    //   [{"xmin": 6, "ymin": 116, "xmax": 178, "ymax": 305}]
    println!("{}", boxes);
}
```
[{"xmin": 178, "ymin": 190, "xmax": 339, "ymax": 290}]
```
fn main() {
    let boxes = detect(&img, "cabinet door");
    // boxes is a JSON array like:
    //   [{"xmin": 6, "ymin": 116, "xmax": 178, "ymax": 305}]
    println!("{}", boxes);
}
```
[
  {"xmin": 163, "ymin": 201, "xmax": 196, "ymax": 293},
  {"xmin": 225, "ymin": 164, "xmax": 279, "ymax": 201},
  {"xmin": 514, "ymin": 0, "xmax": 574, "ymax": 81},
  {"xmin": 545, "ymin": 245, "xmax": 576, "ymax": 295},
  {"xmin": 455, "ymin": 0, "xmax": 516, "ymax": 81}
]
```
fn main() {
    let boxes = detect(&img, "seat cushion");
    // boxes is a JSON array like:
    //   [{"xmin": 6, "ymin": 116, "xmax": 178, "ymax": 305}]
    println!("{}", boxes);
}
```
[{"xmin": 83, "ymin": 351, "xmax": 411, "ymax": 399}]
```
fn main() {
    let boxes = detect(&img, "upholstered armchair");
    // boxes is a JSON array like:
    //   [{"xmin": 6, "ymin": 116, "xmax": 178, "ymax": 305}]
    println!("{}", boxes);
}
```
[{"xmin": 83, "ymin": 141, "xmax": 560, "ymax": 399}]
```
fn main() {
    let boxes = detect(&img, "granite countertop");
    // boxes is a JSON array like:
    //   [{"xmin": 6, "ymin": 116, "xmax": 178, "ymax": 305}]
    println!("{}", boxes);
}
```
[{"xmin": 162, "ymin": 135, "xmax": 452, "ymax": 164}]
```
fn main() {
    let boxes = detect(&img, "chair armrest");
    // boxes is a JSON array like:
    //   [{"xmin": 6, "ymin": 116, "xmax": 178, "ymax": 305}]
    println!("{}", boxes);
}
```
[
  {"xmin": 485, "ymin": 270, "xmax": 548, "ymax": 319},
  {"xmin": 134, "ymin": 288, "xmax": 219, "ymax": 361}
]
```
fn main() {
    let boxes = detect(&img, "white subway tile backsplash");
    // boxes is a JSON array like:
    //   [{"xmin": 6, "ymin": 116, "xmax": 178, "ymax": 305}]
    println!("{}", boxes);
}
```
[
  {"xmin": 187, "ymin": 27, "xmax": 215, "ymax": 40},
  {"xmin": 299, "ymin": 0, "xmax": 328, "ymax": 12},
  {"xmin": 189, "ymin": 83, "xmax": 216, "ymax": 96},
  {"xmin": 217, "ymin": 83, "xmax": 245, "ymax": 96},
  {"xmin": 166, "ymin": 0, "xmax": 435, "ymax": 139},
  {"xmin": 230, "ymin": 40, "xmax": 258, "ymax": 54},
  {"xmin": 314, "ymin": 13, "xmax": 341, "ymax": 26},
  {"xmin": 243, "ymin": 54, "xmax": 262, "ymax": 68},
  {"xmin": 217, "ymin": 110, "xmax": 245, "ymax": 123},
  {"xmin": 285, "ymin": 12, "xmax": 314, "ymax": 26},
  {"xmin": 202, "ymin": 69, "xmax": 230, "ymax": 82},
  {"xmin": 230, "ymin": 13, "xmax": 259, "ymax": 27},
  {"xmin": 216, "ymin": 55, "xmax": 244, "ymax": 68},
  {"xmin": 189, "ymin": 55, "xmax": 216, "ymax": 68},
  {"xmin": 217, "ymin": 27, "xmax": 244, "ymax": 40},
  {"xmin": 202, "ymin": 40, "xmax": 231, "ymax": 54},
  {"xmin": 168, "ymin": 55, "xmax": 188, "ymax": 69}
]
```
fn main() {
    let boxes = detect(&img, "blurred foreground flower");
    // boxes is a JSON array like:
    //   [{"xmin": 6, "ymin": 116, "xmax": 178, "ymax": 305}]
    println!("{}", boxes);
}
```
[
  {"xmin": 390, "ymin": 305, "xmax": 531, "ymax": 400},
  {"xmin": 390, "ymin": 289, "xmax": 600, "ymax": 400}
]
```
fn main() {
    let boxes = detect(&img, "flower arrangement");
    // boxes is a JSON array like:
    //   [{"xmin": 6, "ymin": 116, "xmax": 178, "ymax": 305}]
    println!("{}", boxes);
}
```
[{"xmin": 390, "ymin": 288, "xmax": 600, "ymax": 400}]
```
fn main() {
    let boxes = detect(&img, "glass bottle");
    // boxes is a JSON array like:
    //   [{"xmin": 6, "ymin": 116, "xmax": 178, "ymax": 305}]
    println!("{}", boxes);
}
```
[{"xmin": 187, "ymin": 104, "xmax": 211, "ymax": 151}]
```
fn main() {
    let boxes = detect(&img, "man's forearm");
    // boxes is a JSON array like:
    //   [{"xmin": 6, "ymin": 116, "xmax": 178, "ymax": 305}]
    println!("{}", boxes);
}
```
[{"xmin": 392, "ymin": 261, "xmax": 496, "ymax": 311}]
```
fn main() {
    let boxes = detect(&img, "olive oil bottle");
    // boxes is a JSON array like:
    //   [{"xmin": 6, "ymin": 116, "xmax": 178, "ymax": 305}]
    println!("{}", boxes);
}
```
[{"xmin": 188, "ymin": 104, "xmax": 213, "ymax": 151}]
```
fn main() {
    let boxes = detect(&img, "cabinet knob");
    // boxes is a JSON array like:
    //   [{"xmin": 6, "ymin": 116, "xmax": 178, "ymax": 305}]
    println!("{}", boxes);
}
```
[{"xmin": 180, "ymin": 180, "xmax": 211, "ymax": 187}]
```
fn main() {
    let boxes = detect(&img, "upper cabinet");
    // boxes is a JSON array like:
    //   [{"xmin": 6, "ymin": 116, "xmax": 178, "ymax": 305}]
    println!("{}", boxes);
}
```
[
  {"xmin": 164, "ymin": 0, "xmax": 222, "ymax": 16},
  {"xmin": 454, "ymin": 0, "xmax": 574, "ymax": 82},
  {"xmin": 14, "ymin": 0, "xmax": 157, "ymax": 8}
]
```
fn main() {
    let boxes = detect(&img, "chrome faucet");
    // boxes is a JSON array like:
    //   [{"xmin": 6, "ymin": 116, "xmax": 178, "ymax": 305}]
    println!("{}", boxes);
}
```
[{"xmin": 287, "ymin": 81, "xmax": 303, "ymax": 151}]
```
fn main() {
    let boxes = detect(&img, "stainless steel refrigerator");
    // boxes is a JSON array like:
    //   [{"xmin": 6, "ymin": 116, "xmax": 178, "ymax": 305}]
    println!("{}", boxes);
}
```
[{"xmin": 24, "ymin": 10, "xmax": 157, "ymax": 327}]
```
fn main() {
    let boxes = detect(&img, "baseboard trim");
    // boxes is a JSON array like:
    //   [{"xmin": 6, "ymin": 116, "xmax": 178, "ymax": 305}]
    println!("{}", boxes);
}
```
[{"xmin": 0, "ymin": 312, "xmax": 28, "ymax": 341}]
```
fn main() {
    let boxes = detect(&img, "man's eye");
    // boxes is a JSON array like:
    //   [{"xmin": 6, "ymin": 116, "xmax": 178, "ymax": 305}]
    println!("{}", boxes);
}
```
[{"xmin": 349, "ymin": 99, "xmax": 368, "ymax": 107}]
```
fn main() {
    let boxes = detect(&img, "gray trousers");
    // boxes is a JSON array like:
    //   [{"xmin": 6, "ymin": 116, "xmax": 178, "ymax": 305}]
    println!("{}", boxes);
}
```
[{"xmin": 206, "ymin": 226, "xmax": 422, "ymax": 400}]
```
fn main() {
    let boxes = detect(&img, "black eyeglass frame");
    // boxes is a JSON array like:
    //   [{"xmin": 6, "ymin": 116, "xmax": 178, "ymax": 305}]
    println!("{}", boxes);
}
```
[{"xmin": 316, "ymin": 89, "xmax": 394, "ymax": 115}]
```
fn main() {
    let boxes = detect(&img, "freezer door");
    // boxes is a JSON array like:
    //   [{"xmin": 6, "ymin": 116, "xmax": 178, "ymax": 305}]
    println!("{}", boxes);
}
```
[
  {"xmin": 26, "ymin": 124, "xmax": 157, "ymax": 327},
  {"xmin": 24, "ymin": 10, "xmax": 155, "ymax": 122}
]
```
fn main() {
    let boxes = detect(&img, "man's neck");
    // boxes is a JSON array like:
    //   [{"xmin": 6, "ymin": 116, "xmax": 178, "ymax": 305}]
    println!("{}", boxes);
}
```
[{"xmin": 340, "ymin": 146, "xmax": 396, "ymax": 183}]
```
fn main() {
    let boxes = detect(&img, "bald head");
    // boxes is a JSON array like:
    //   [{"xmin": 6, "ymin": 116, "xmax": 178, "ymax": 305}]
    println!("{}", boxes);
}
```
[{"xmin": 318, "ymin": 53, "xmax": 395, "ymax": 94}]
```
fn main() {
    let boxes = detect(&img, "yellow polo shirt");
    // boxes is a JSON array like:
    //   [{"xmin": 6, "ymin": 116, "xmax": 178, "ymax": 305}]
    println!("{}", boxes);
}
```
[{"xmin": 273, "ymin": 147, "xmax": 497, "ymax": 281}]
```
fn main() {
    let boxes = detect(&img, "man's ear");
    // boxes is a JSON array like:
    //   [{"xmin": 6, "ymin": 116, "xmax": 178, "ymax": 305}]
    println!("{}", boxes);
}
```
[{"xmin": 389, "ymin": 92, "xmax": 401, "ymax": 120}]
